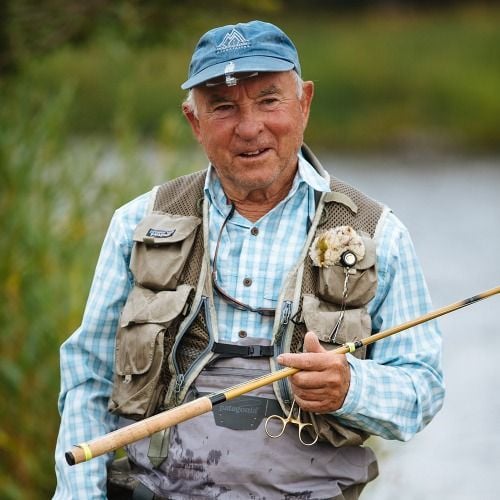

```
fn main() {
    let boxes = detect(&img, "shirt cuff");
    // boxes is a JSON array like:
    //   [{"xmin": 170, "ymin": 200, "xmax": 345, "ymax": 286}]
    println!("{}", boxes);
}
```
[{"xmin": 331, "ymin": 354, "xmax": 362, "ymax": 417}]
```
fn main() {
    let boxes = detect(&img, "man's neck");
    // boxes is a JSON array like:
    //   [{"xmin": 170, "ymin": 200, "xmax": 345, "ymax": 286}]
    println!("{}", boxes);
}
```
[{"xmin": 221, "ymin": 173, "xmax": 295, "ymax": 222}]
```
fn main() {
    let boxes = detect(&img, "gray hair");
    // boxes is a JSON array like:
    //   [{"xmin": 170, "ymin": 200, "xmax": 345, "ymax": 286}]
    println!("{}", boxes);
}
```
[{"xmin": 183, "ymin": 70, "xmax": 305, "ymax": 118}]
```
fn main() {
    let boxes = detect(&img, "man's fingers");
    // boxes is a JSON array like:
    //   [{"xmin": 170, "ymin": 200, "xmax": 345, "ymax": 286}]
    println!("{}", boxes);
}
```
[
  {"xmin": 302, "ymin": 331, "xmax": 326, "ymax": 354},
  {"xmin": 277, "ymin": 352, "xmax": 329, "ymax": 370},
  {"xmin": 289, "ymin": 359, "xmax": 346, "ymax": 389},
  {"xmin": 277, "ymin": 346, "xmax": 345, "ymax": 374},
  {"xmin": 293, "ymin": 394, "xmax": 335, "ymax": 414},
  {"xmin": 291, "ymin": 385, "xmax": 329, "ymax": 400},
  {"xmin": 275, "ymin": 330, "xmax": 351, "ymax": 412},
  {"xmin": 276, "ymin": 331, "xmax": 331, "ymax": 369}
]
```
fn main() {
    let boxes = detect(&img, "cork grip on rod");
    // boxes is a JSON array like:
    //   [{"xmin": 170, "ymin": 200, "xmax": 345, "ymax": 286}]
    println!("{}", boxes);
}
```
[{"xmin": 65, "ymin": 396, "xmax": 213, "ymax": 465}]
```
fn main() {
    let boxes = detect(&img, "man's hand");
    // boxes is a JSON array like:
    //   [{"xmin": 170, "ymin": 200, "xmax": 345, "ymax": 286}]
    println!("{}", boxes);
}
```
[{"xmin": 276, "ymin": 331, "xmax": 351, "ymax": 413}]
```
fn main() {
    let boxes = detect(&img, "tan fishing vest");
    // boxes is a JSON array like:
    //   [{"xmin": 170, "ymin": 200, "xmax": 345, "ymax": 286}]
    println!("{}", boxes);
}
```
[{"xmin": 108, "ymin": 145, "xmax": 384, "ymax": 452}]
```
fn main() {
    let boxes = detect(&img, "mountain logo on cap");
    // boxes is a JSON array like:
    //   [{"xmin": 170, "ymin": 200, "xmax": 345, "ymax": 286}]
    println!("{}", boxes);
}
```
[{"xmin": 216, "ymin": 29, "xmax": 250, "ymax": 53}]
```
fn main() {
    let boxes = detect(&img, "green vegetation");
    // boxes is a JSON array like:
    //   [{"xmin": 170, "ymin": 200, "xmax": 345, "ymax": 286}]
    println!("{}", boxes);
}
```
[
  {"xmin": 0, "ymin": 4, "xmax": 499, "ymax": 498},
  {"xmin": 2, "ymin": 5, "xmax": 500, "ymax": 151},
  {"xmin": 0, "ymin": 84, "xmax": 200, "ymax": 498},
  {"xmin": 295, "ymin": 7, "xmax": 500, "ymax": 151}
]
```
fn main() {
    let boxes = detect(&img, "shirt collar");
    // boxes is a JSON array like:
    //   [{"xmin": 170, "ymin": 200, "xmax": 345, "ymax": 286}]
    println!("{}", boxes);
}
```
[
  {"xmin": 297, "ymin": 153, "xmax": 330, "ymax": 193},
  {"xmin": 204, "ymin": 152, "xmax": 330, "ymax": 216}
]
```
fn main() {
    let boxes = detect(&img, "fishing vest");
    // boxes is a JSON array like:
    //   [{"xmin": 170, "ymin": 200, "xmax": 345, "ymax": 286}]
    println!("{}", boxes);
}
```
[{"xmin": 108, "ymin": 145, "xmax": 385, "ymax": 458}]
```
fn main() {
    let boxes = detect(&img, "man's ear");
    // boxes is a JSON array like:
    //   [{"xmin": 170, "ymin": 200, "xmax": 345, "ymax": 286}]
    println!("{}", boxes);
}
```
[
  {"xmin": 182, "ymin": 103, "xmax": 202, "ymax": 144},
  {"xmin": 300, "ymin": 80, "xmax": 314, "ymax": 129}
]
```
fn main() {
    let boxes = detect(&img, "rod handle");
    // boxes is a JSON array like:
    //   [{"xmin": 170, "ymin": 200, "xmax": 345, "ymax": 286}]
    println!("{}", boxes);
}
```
[{"xmin": 66, "ymin": 396, "xmax": 213, "ymax": 465}]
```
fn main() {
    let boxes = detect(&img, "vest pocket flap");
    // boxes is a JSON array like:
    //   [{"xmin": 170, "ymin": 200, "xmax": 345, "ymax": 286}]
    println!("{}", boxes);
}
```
[
  {"xmin": 130, "ymin": 214, "xmax": 201, "ymax": 290},
  {"xmin": 120, "ymin": 284, "xmax": 193, "ymax": 327},
  {"xmin": 110, "ymin": 317, "xmax": 167, "ymax": 418},
  {"xmin": 317, "ymin": 237, "xmax": 377, "ymax": 307},
  {"xmin": 355, "ymin": 236, "xmax": 376, "ymax": 270},
  {"xmin": 115, "ymin": 323, "xmax": 164, "ymax": 376},
  {"xmin": 302, "ymin": 295, "xmax": 371, "ymax": 347},
  {"xmin": 133, "ymin": 213, "xmax": 201, "ymax": 245},
  {"xmin": 110, "ymin": 284, "xmax": 194, "ymax": 418}
]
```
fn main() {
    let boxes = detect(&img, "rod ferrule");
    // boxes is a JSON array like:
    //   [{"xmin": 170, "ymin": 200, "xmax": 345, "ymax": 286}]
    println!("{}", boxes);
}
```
[{"xmin": 208, "ymin": 393, "xmax": 226, "ymax": 406}]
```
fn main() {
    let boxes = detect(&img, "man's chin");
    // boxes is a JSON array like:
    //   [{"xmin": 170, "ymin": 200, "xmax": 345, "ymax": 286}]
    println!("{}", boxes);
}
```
[
  {"xmin": 213, "ymin": 157, "xmax": 298, "ymax": 195},
  {"xmin": 229, "ymin": 173, "xmax": 279, "ymax": 192}
]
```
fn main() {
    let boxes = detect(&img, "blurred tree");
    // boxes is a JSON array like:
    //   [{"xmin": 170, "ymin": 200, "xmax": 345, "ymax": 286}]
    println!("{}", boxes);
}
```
[
  {"xmin": 0, "ymin": 1, "xmax": 15, "ymax": 73},
  {"xmin": 5, "ymin": 0, "xmax": 108, "ymax": 65},
  {"xmin": 3, "ymin": 0, "xmax": 496, "ymax": 74},
  {"xmin": 285, "ymin": 0, "xmax": 499, "ymax": 9},
  {"xmin": 1, "ymin": 0, "xmax": 282, "ymax": 73}
]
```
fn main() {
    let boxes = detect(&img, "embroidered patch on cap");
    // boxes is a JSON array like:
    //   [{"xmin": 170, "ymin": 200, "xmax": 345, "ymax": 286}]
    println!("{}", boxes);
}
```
[
  {"xmin": 216, "ymin": 29, "xmax": 250, "ymax": 53},
  {"xmin": 146, "ymin": 228, "xmax": 176, "ymax": 238}
]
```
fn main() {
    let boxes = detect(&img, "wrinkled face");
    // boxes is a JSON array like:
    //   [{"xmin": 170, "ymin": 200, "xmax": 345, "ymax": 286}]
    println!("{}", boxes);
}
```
[{"xmin": 183, "ymin": 71, "xmax": 314, "ymax": 195}]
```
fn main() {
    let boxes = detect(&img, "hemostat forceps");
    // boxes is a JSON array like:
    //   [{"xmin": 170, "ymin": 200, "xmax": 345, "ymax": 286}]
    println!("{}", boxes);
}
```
[{"xmin": 265, "ymin": 399, "xmax": 319, "ymax": 446}]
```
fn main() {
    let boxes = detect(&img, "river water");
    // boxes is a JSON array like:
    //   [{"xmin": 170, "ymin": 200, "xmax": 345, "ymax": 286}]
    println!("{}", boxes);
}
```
[{"xmin": 323, "ymin": 155, "xmax": 500, "ymax": 500}]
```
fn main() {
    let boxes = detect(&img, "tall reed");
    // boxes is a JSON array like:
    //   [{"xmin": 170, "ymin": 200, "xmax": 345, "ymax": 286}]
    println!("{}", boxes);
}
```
[{"xmin": 0, "ymin": 81, "xmax": 196, "ymax": 498}]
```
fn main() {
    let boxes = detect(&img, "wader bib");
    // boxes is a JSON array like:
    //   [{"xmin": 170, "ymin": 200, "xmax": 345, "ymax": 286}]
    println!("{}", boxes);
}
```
[{"xmin": 108, "ymin": 145, "xmax": 386, "ymax": 498}]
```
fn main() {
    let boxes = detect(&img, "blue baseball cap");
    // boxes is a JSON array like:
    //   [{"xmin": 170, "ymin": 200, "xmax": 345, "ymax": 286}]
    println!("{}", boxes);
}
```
[{"xmin": 181, "ymin": 20, "xmax": 301, "ymax": 90}]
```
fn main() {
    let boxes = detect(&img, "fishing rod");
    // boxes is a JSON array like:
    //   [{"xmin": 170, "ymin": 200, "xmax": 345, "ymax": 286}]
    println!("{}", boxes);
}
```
[{"xmin": 66, "ymin": 285, "xmax": 500, "ymax": 466}]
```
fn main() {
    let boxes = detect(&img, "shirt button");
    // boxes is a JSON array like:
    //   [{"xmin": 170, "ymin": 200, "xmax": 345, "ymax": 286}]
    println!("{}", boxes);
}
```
[
  {"xmin": 243, "ymin": 278, "xmax": 252, "ymax": 287},
  {"xmin": 238, "ymin": 330, "xmax": 247, "ymax": 338},
  {"xmin": 250, "ymin": 227, "xmax": 259, "ymax": 236}
]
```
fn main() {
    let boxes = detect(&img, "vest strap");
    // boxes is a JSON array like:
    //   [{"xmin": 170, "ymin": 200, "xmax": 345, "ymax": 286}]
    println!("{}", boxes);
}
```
[{"xmin": 212, "ymin": 342, "xmax": 274, "ymax": 358}]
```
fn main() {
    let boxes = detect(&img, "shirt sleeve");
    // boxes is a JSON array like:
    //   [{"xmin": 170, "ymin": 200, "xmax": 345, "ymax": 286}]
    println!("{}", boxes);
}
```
[
  {"xmin": 332, "ymin": 210, "xmax": 445, "ymax": 441},
  {"xmin": 53, "ymin": 195, "xmax": 148, "ymax": 499}
]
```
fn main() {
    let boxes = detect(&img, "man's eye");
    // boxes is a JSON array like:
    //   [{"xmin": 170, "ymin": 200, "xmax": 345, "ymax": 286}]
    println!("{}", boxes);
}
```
[
  {"xmin": 213, "ymin": 104, "xmax": 234, "ymax": 113},
  {"xmin": 260, "ymin": 98, "xmax": 280, "ymax": 107}
]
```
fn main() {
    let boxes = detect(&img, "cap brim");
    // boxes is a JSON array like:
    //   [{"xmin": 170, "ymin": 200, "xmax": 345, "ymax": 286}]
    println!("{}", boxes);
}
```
[{"xmin": 181, "ymin": 56, "xmax": 295, "ymax": 90}]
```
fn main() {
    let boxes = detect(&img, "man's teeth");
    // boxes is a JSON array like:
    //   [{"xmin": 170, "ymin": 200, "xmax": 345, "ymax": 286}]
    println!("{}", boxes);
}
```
[{"xmin": 243, "ymin": 150, "xmax": 262, "ymax": 156}]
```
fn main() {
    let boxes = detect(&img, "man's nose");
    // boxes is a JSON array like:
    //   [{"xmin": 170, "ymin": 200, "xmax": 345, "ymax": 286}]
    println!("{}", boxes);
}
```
[{"xmin": 234, "ymin": 107, "xmax": 263, "ymax": 140}]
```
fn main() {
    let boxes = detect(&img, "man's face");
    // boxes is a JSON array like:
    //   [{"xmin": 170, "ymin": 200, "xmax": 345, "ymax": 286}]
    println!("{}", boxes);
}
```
[{"xmin": 183, "ymin": 71, "xmax": 314, "ymax": 195}]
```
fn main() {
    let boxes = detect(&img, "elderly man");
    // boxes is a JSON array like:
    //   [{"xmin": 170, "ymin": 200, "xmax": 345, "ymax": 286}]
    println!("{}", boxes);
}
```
[{"xmin": 54, "ymin": 20, "xmax": 444, "ymax": 499}]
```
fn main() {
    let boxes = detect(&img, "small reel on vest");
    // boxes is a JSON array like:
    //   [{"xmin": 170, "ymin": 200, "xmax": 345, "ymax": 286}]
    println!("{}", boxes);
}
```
[{"xmin": 339, "ymin": 250, "xmax": 357, "ymax": 268}]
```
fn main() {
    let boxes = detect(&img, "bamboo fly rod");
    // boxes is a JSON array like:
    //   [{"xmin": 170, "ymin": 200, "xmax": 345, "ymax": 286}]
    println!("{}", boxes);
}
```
[{"xmin": 66, "ymin": 285, "xmax": 500, "ymax": 466}]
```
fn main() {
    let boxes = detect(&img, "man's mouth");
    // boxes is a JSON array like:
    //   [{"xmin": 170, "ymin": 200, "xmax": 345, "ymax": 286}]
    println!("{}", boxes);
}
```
[{"xmin": 238, "ymin": 148, "xmax": 269, "ymax": 158}]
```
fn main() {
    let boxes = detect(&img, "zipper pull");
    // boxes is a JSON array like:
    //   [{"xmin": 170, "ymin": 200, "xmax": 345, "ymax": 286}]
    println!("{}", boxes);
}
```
[
  {"xmin": 175, "ymin": 374, "xmax": 185, "ymax": 394},
  {"xmin": 281, "ymin": 301, "xmax": 292, "ymax": 325},
  {"xmin": 275, "ymin": 301, "xmax": 293, "ymax": 345}
]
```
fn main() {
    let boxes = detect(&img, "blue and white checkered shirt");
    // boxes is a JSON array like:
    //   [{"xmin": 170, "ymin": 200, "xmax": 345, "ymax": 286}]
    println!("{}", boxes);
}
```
[
  {"xmin": 207, "ymin": 157, "xmax": 330, "ymax": 343},
  {"xmin": 53, "ymin": 156, "xmax": 444, "ymax": 499}
]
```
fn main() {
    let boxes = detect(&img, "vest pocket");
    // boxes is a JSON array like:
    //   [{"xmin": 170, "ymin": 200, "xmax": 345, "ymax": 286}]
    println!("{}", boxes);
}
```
[
  {"xmin": 301, "ymin": 294, "xmax": 371, "ymax": 359},
  {"xmin": 316, "ymin": 236, "xmax": 377, "ymax": 307},
  {"xmin": 130, "ymin": 213, "xmax": 201, "ymax": 290},
  {"xmin": 108, "ymin": 284, "xmax": 193, "ymax": 419}
]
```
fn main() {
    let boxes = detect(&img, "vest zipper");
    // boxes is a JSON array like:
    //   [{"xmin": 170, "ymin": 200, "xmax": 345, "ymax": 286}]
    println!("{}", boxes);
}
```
[
  {"xmin": 275, "ymin": 300, "xmax": 293, "ymax": 405},
  {"xmin": 171, "ymin": 295, "xmax": 213, "ymax": 401}
]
